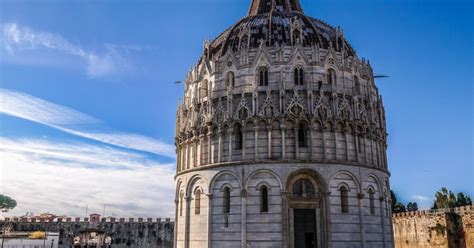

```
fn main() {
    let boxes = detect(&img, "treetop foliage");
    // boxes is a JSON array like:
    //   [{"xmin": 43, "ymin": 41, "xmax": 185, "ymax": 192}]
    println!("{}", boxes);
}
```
[{"xmin": 0, "ymin": 194, "xmax": 17, "ymax": 212}]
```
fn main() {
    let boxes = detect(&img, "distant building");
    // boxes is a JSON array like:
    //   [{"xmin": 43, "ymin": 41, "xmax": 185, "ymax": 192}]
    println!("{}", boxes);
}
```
[
  {"xmin": 174, "ymin": 0, "xmax": 393, "ymax": 247},
  {"xmin": 0, "ymin": 232, "xmax": 59, "ymax": 248}
]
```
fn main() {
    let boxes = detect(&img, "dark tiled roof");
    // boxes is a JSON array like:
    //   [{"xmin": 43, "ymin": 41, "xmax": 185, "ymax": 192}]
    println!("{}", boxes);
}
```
[{"xmin": 208, "ymin": 11, "xmax": 355, "ymax": 59}]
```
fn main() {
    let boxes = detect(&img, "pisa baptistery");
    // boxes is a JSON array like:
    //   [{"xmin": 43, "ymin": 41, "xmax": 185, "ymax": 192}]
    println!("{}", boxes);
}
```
[{"xmin": 174, "ymin": 1, "xmax": 393, "ymax": 247}]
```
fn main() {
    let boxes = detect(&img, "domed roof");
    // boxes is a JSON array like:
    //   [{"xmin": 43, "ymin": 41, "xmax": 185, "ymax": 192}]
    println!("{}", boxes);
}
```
[{"xmin": 208, "ymin": 0, "xmax": 355, "ymax": 58}]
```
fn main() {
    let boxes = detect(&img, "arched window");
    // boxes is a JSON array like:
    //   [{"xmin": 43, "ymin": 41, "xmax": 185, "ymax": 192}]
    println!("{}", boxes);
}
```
[
  {"xmin": 227, "ymin": 71, "xmax": 235, "ymax": 88},
  {"xmin": 340, "ymin": 186, "xmax": 349, "ymax": 213},
  {"xmin": 235, "ymin": 124, "xmax": 243, "ymax": 150},
  {"xmin": 260, "ymin": 185, "xmax": 269, "ymax": 212},
  {"xmin": 354, "ymin": 76, "xmax": 360, "ymax": 94},
  {"xmin": 195, "ymin": 189, "xmax": 201, "ymax": 215},
  {"xmin": 327, "ymin": 69, "xmax": 336, "ymax": 86},
  {"xmin": 259, "ymin": 67, "xmax": 268, "ymax": 86},
  {"xmin": 368, "ymin": 188, "xmax": 375, "ymax": 215},
  {"xmin": 298, "ymin": 122, "xmax": 308, "ymax": 148},
  {"xmin": 223, "ymin": 187, "xmax": 231, "ymax": 214},
  {"xmin": 292, "ymin": 179, "xmax": 315, "ymax": 198},
  {"xmin": 294, "ymin": 68, "xmax": 304, "ymax": 85}
]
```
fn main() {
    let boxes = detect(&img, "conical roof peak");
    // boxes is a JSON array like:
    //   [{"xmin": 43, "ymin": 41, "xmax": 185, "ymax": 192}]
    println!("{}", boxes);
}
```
[{"xmin": 248, "ymin": 0, "xmax": 304, "ymax": 16}]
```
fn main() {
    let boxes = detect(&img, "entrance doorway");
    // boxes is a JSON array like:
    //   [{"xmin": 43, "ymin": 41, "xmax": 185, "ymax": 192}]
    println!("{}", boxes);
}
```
[{"xmin": 294, "ymin": 209, "xmax": 316, "ymax": 248}]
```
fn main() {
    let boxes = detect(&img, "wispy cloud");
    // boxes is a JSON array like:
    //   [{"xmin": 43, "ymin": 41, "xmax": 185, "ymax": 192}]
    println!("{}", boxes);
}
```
[
  {"xmin": 0, "ymin": 137, "xmax": 175, "ymax": 217},
  {"xmin": 0, "ymin": 23, "xmax": 146, "ymax": 78},
  {"xmin": 411, "ymin": 195, "xmax": 433, "ymax": 202},
  {"xmin": 0, "ymin": 88, "xmax": 175, "ymax": 157},
  {"xmin": 410, "ymin": 195, "xmax": 434, "ymax": 210}
]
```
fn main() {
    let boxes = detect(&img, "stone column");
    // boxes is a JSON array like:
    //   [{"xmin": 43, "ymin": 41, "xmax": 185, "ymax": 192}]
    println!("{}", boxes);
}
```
[
  {"xmin": 344, "ymin": 133, "xmax": 350, "ymax": 161},
  {"xmin": 361, "ymin": 135, "xmax": 366, "ymax": 164},
  {"xmin": 267, "ymin": 125, "xmax": 272, "ymax": 158},
  {"xmin": 176, "ymin": 146, "xmax": 181, "ymax": 173},
  {"xmin": 242, "ymin": 128, "xmax": 246, "ymax": 160},
  {"xmin": 294, "ymin": 128, "xmax": 299, "ymax": 159},
  {"xmin": 355, "ymin": 134, "xmax": 360, "ymax": 163},
  {"xmin": 174, "ymin": 199, "xmax": 179, "ymax": 248},
  {"xmin": 186, "ymin": 142, "xmax": 190, "ymax": 170},
  {"xmin": 281, "ymin": 190, "xmax": 289, "ymax": 248},
  {"xmin": 380, "ymin": 196, "xmax": 387, "ymax": 248},
  {"xmin": 199, "ymin": 135, "xmax": 205, "ymax": 166},
  {"xmin": 254, "ymin": 126, "xmax": 259, "ymax": 160},
  {"xmin": 207, "ymin": 193, "xmax": 213, "ymax": 248},
  {"xmin": 184, "ymin": 195, "xmax": 191, "ymax": 248},
  {"xmin": 218, "ymin": 128, "xmax": 223, "ymax": 163},
  {"xmin": 281, "ymin": 124, "xmax": 286, "ymax": 159},
  {"xmin": 309, "ymin": 127, "xmax": 315, "ymax": 160},
  {"xmin": 228, "ymin": 128, "xmax": 233, "ymax": 162},
  {"xmin": 357, "ymin": 193, "xmax": 366, "ymax": 247},
  {"xmin": 207, "ymin": 130, "xmax": 213, "ymax": 164},
  {"xmin": 322, "ymin": 191, "xmax": 332, "ymax": 248},
  {"xmin": 241, "ymin": 189, "xmax": 248, "ymax": 248},
  {"xmin": 193, "ymin": 138, "xmax": 198, "ymax": 168},
  {"xmin": 322, "ymin": 128, "xmax": 327, "ymax": 160}
]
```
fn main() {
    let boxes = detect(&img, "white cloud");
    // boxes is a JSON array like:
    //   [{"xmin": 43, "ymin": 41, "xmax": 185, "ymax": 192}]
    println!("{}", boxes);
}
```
[
  {"xmin": 0, "ymin": 137, "xmax": 176, "ymax": 218},
  {"xmin": 0, "ymin": 23, "xmax": 138, "ymax": 78},
  {"xmin": 411, "ymin": 195, "xmax": 432, "ymax": 202},
  {"xmin": 0, "ymin": 88, "xmax": 175, "ymax": 157}
]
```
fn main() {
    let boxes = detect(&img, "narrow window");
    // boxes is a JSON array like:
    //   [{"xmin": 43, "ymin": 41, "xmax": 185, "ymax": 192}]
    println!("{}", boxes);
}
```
[
  {"xmin": 195, "ymin": 189, "xmax": 201, "ymax": 215},
  {"xmin": 298, "ymin": 122, "xmax": 308, "ymax": 148},
  {"xmin": 354, "ymin": 76, "xmax": 360, "ymax": 94},
  {"xmin": 299, "ymin": 68, "xmax": 304, "ymax": 85},
  {"xmin": 327, "ymin": 69, "xmax": 336, "ymax": 86},
  {"xmin": 368, "ymin": 188, "xmax": 375, "ymax": 215},
  {"xmin": 235, "ymin": 125, "xmax": 243, "ymax": 150},
  {"xmin": 293, "ymin": 29, "xmax": 301, "ymax": 44},
  {"xmin": 259, "ymin": 67, "xmax": 268, "ymax": 86},
  {"xmin": 294, "ymin": 68, "xmax": 299, "ymax": 85},
  {"xmin": 294, "ymin": 68, "xmax": 304, "ymax": 85},
  {"xmin": 260, "ymin": 186, "xmax": 269, "ymax": 212},
  {"xmin": 228, "ymin": 71, "xmax": 235, "ymax": 87},
  {"xmin": 223, "ymin": 187, "xmax": 230, "ymax": 213},
  {"xmin": 340, "ymin": 186, "xmax": 349, "ymax": 213}
]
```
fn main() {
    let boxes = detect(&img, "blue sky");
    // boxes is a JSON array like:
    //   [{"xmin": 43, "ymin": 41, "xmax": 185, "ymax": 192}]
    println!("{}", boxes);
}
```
[{"xmin": 0, "ymin": 0, "xmax": 472, "ymax": 217}]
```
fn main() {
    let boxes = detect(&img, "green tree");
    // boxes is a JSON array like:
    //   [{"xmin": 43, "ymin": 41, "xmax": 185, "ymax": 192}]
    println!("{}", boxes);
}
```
[
  {"xmin": 0, "ymin": 194, "xmax": 17, "ymax": 212},
  {"xmin": 390, "ymin": 190, "xmax": 398, "ymax": 211},
  {"xmin": 391, "ymin": 190, "xmax": 407, "ymax": 213},
  {"xmin": 393, "ymin": 202, "xmax": 406, "ymax": 213},
  {"xmin": 407, "ymin": 202, "xmax": 418, "ymax": 211},
  {"xmin": 455, "ymin": 192, "xmax": 472, "ymax": 207},
  {"xmin": 434, "ymin": 187, "xmax": 456, "ymax": 209}
]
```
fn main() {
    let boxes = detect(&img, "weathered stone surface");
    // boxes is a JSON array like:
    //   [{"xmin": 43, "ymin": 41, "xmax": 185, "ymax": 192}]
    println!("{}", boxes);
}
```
[
  {"xmin": 0, "ymin": 219, "xmax": 174, "ymax": 248},
  {"xmin": 392, "ymin": 205, "xmax": 473, "ymax": 248}
]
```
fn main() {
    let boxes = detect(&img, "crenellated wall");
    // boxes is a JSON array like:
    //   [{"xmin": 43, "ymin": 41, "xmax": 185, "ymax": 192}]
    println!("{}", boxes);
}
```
[
  {"xmin": 0, "ymin": 217, "xmax": 174, "ymax": 248},
  {"xmin": 392, "ymin": 205, "xmax": 473, "ymax": 248}
]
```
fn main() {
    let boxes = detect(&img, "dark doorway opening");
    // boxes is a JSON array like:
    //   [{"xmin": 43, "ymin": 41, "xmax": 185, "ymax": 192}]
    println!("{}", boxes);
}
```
[{"xmin": 294, "ymin": 209, "xmax": 316, "ymax": 248}]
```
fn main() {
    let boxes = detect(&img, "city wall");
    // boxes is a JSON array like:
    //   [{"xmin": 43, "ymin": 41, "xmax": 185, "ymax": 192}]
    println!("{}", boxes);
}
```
[
  {"xmin": 0, "ymin": 217, "xmax": 174, "ymax": 248},
  {"xmin": 392, "ymin": 205, "xmax": 473, "ymax": 248}
]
